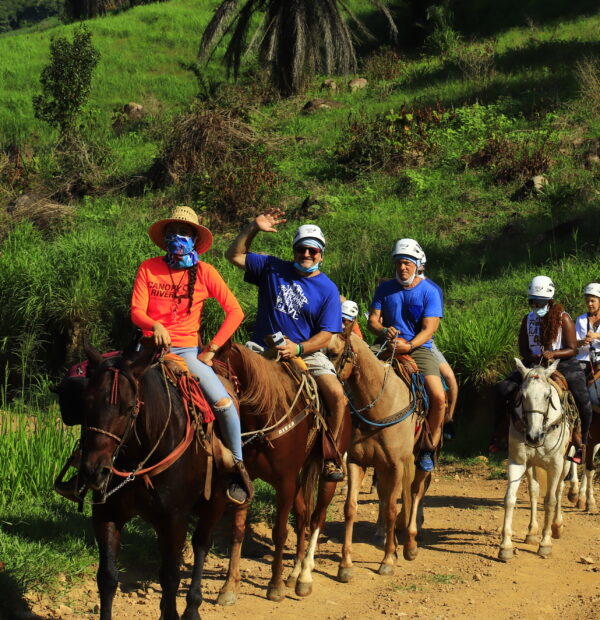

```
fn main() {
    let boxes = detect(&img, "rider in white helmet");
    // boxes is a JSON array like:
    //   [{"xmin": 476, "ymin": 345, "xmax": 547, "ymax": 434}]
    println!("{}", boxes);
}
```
[
  {"xmin": 340, "ymin": 297, "xmax": 364, "ymax": 339},
  {"xmin": 368, "ymin": 238, "xmax": 445, "ymax": 473},
  {"xmin": 418, "ymin": 252, "xmax": 458, "ymax": 439},
  {"xmin": 226, "ymin": 209, "xmax": 348, "ymax": 482},
  {"xmin": 575, "ymin": 282, "xmax": 600, "ymax": 371},
  {"xmin": 493, "ymin": 275, "xmax": 592, "ymax": 463}
]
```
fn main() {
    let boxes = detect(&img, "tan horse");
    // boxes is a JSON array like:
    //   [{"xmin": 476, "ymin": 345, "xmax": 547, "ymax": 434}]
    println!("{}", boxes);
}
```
[{"xmin": 327, "ymin": 326, "xmax": 422, "ymax": 580}]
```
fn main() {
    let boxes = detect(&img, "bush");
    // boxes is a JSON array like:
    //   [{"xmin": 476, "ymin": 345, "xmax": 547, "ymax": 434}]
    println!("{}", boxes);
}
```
[
  {"xmin": 362, "ymin": 47, "xmax": 405, "ymax": 82},
  {"xmin": 149, "ymin": 107, "xmax": 281, "ymax": 228},
  {"xmin": 32, "ymin": 25, "xmax": 99, "ymax": 139},
  {"xmin": 575, "ymin": 56, "xmax": 600, "ymax": 115},
  {"xmin": 465, "ymin": 133, "xmax": 555, "ymax": 184},
  {"xmin": 452, "ymin": 40, "xmax": 496, "ymax": 84},
  {"xmin": 423, "ymin": 4, "xmax": 462, "ymax": 58},
  {"xmin": 336, "ymin": 103, "xmax": 455, "ymax": 177}
]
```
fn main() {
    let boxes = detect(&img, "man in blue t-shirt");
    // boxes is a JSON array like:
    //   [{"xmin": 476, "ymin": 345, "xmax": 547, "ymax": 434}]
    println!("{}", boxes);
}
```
[
  {"xmin": 226, "ymin": 208, "xmax": 347, "ymax": 481},
  {"xmin": 368, "ymin": 238, "xmax": 446, "ymax": 473}
]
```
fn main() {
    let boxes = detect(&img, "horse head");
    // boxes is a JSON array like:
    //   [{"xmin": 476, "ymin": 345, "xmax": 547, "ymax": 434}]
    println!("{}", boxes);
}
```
[
  {"xmin": 514, "ymin": 358, "xmax": 561, "ymax": 446},
  {"xmin": 80, "ymin": 341, "xmax": 154, "ymax": 491},
  {"xmin": 327, "ymin": 323, "xmax": 356, "ymax": 381}
]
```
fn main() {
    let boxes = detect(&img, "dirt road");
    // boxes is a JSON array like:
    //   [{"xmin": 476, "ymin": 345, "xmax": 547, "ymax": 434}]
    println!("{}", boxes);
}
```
[{"xmin": 27, "ymin": 461, "xmax": 600, "ymax": 620}]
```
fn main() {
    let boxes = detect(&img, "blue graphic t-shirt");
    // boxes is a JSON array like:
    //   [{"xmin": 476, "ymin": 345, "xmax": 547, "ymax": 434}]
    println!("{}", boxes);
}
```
[
  {"xmin": 244, "ymin": 253, "xmax": 342, "ymax": 346},
  {"xmin": 371, "ymin": 278, "xmax": 443, "ymax": 349}
]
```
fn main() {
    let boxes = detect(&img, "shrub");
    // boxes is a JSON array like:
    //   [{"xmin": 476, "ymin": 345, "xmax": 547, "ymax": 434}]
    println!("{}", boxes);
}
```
[
  {"xmin": 423, "ymin": 4, "xmax": 461, "ymax": 58},
  {"xmin": 32, "ymin": 25, "xmax": 100, "ymax": 139},
  {"xmin": 575, "ymin": 56, "xmax": 600, "ymax": 115},
  {"xmin": 336, "ymin": 103, "xmax": 454, "ymax": 177},
  {"xmin": 452, "ymin": 40, "xmax": 496, "ymax": 84},
  {"xmin": 362, "ymin": 47, "xmax": 405, "ymax": 82},
  {"xmin": 149, "ymin": 107, "xmax": 281, "ymax": 228},
  {"xmin": 465, "ymin": 133, "xmax": 555, "ymax": 184}
]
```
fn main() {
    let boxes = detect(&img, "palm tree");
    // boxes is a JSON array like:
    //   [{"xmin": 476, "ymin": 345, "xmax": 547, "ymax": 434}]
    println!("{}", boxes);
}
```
[{"xmin": 198, "ymin": 0, "xmax": 397, "ymax": 96}]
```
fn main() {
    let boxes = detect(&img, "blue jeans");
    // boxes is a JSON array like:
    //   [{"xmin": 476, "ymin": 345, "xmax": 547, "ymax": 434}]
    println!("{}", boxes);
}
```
[{"xmin": 171, "ymin": 347, "xmax": 243, "ymax": 461}]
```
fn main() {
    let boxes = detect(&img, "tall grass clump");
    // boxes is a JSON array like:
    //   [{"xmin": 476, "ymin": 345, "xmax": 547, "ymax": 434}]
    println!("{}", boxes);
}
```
[
  {"xmin": 423, "ymin": 4, "xmax": 462, "ymax": 58},
  {"xmin": 574, "ymin": 56, "xmax": 600, "ymax": 116},
  {"xmin": 0, "ymin": 408, "xmax": 77, "ymax": 509}
]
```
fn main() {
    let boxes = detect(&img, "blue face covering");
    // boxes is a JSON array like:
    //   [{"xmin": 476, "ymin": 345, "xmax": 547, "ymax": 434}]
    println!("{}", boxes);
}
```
[
  {"xmin": 164, "ymin": 234, "xmax": 199, "ymax": 269},
  {"xmin": 294, "ymin": 261, "xmax": 321, "ymax": 274},
  {"xmin": 535, "ymin": 305, "xmax": 549, "ymax": 318}
]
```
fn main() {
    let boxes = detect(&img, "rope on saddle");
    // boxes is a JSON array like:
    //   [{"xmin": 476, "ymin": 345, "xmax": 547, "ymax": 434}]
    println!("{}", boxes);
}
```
[
  {"xmin": 559, "ymin": 389, "xmax": 580, "ymax": 432},
  {"xmin": 177, "ymin": 372, "xmax": 215, "ymax": 424}
]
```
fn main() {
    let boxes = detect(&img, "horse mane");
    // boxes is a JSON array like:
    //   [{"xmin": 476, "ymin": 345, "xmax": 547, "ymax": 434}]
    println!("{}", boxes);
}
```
[{"xmin": 230, "ymin": 343, "xmax": 296, "ymax": 417}]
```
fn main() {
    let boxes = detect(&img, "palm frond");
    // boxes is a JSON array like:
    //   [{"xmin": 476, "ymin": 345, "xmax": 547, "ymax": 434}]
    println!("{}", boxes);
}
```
[{"xmin": 198, "ymin": 0, "xmax": 242, "ymax": 61}]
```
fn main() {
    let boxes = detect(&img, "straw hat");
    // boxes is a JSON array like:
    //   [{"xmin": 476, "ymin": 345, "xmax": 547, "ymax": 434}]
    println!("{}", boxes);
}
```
[{"xmin": 148, "ymin": 206, "xmax": 213, "ymax": 254}]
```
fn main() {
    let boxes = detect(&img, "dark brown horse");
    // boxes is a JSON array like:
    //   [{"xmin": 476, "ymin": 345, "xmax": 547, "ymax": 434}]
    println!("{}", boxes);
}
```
[
  {"xmin": 199, "ymin": 342, "xmax": 351, "ymax": 604},
  {"xmin": 79, "ymin": 344, "xmax": 215, "ymax": 620}
]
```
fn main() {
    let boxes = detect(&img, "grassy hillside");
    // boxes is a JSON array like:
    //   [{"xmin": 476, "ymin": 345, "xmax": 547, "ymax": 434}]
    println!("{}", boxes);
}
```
[{"xmin": 0, "ymin": 1, "xmax": 598, "ymax": 385}]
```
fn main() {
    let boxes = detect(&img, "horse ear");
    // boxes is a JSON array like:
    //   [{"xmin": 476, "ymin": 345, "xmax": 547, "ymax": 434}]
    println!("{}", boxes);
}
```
[
  {"xmin": 83, "ymin": 334, "xmax": 103, "ymax": 370},
  {"xmin": 515, "ymin": 358, "xmax": 528, "ymax": 377},
  {"xmin": 129, "ymin": 345, "xmax": 155, "ymax": 379},
  {"xmin": 545, "ymin": 359, "xmax": 559, "ymax": 377}
]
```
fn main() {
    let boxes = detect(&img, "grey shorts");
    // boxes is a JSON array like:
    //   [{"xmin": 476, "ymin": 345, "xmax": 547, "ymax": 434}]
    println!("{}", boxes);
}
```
[
  {"xmin": 430, "ymin": 342, "xmax": 448, "ymax": 366},
  {"xmin": 303, "ymin": 351, "xmax": 337, "ymax": 377},
  {"xmin": 410, "ymin": 346, "xmax": 441, "ymax": 378}
]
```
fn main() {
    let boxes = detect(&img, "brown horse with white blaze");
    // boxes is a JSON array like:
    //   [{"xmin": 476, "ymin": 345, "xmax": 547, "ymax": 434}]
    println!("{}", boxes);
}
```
[
  {"xmin": 327, "ymin": 326, "xmax": 421, "ymax": 580},
  {"xmin": 207, "ymin": 342, "xmax": 351, "ymax": 603}
]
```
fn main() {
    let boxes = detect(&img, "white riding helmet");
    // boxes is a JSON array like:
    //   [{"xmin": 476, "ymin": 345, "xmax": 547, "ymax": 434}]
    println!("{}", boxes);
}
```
[
  {"xmin": 584, "ymin": 283, "xmax": 600, "ymax": 298},
  {"xmin": 528, "ymin": 275, "xmax": 555, "ymax": 300},
  {"xmin": 391, "ymin": 238, "xmax": 425, "ymax": 266},
  {"xmin": 341, "ymin": 300, "xmax": 359, "ymax": 321},
  {"xmin": 421, "ymin": 251, "xmax": 427, "ymax": 266},
  {"xmin": 293, "ymin": 224, "xmax": 326, "ymax": 250}
]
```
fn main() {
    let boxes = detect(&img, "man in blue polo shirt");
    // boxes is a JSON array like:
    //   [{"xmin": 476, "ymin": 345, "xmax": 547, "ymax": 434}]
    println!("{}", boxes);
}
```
[
  {"xmin": 226, "ymin": 208, "xmax": 347, "ymax": 481},
  {"xmin": 368, "ymin": 238, "xmax": 446, "ymax": 473}
]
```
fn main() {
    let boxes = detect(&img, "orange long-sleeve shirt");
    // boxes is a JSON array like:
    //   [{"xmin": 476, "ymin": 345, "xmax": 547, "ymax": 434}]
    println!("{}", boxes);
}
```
[{"xmin": 131, "ymin": 257, "xmax": 243, "ymax": 348}]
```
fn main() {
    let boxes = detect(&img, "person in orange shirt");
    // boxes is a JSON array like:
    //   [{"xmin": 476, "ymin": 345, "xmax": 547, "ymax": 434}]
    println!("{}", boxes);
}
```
[{"xmin": 131, "ymin": 205, "xmax": 252, "ymax": 504}]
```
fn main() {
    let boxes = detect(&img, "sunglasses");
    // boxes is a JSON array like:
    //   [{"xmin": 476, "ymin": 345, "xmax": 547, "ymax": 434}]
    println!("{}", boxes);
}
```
[{"xmin": 295, "ymin": 246, "xmax": 321, "ymax": 256}]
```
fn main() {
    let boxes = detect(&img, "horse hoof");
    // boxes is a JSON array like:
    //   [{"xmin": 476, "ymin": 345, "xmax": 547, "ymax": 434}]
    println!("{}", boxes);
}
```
[
  {"xmin": 216, "ymin": 591, "xmax": 237, "ymax": 606},
  {"xmin": 587, "ymin": 505, "xmax": 598, "ymax": 514},
  {"xmin": 538, "ymin": 545, "xmax": 552, "ymax": 558},
  {"xmin": 567, "ymin": 491, "xmax": 578, "ymax": 504},
  {"xmin": 578, "ymin": 499, "xmax": 587, "ymax": 510},
  {"xmin": 182, "ymin": 609, "xmax": 201, "ymax": 620},
  {"xmin": 378, "ymin": 564, "xmax": 394, "ymax": 576},
  {"xmin": 551, "ymin": 524, "xmax": 563, "ymax": 539},
  {"xmin": 295, "ymin": 581, "xmax": 312, "ymax": 597},
  {"xmin": 374, "ymin": 534, "xmax": 386, "ymax": 548},
  {"xmin": 338, "ymin": 567, "xmax": 354, "ymax": 583},
  {"xmin": 524, "ymin": 535, "xmax": 539, "ymax": 545},
  {"xmin": 267, "ymin": 586, "xmax": 285, "ymax": 602},
  {"xmin": 403, "ymin": 546, "xmax": 418, "ymax": 561},
  {"xmin": 285, "ymin": 575, "xmax": 297, "ymax": 588},
  {"xmin": 498, "ymin": 548, "xmax": 513, "ymax": 562}
]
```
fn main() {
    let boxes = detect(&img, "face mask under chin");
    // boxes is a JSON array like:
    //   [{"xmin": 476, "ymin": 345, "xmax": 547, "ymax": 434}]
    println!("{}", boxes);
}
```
[
  {"xmin": 396, "ymin": 272, "xmax": 416, "ymax": 287},
  {"xmin": 534, "ymin": 304, "xmax": 549, "ymax": 318}
]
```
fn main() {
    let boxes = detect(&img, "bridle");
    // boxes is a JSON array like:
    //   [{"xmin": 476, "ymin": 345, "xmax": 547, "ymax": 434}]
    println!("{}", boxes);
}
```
[{"xmin": 513, "ymin": 370, "xmax": 564, "ymax": 449}]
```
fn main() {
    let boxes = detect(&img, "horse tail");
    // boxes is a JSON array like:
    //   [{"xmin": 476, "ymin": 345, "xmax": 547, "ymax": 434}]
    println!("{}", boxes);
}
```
[{"xmin": 299, "ymin": 456, "xmax": 320, "ymax": 531}]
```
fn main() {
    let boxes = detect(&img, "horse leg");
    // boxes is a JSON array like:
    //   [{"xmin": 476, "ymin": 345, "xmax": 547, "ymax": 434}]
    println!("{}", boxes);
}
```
[
  {"xmin": 538, "ymin": 462, "xmax": 562, "ymax": 557},
  {"xmin": 182, "ymin": 495, "xmax": 227, "ymax": 618},
  {"xmin": 286, "ymin": 486, "xmax": 308, "ymax": 588},
  {"xmin": 404, "ymin": 468, "xmax": 430, "ymax": 561},
  {"xmin": 376, "ymin": 466, "xmax": 402, "ymax": 576},
  {"xmin": 338, "ymin": 463, "xmax": 367, "ymax": 583},
  {"xmin": 93, "ymin": 516, "xmax": 123, "ymax": 620},
  {"xmin": 578, "ymin": 465, "xmax": 588, "ymax": 510},
  {"xmin": 524, "ymin": 467, "xmax": 540, "ymax": 545},
  {"xmin": 565, "ymin": 449, "xmax": 580, "ymax": 504},
  {"xmin": 156, "ymin": 516, "xmax": 188, "ymax": 620},
  {"xmin": 395, "ymin": 458, "xmax": 413, "ymax": 545},
  {"xmin": 551, "ymin": 459, "xmax": 570, "ymax": 540},
  {"xmin": 215, "ymin": 502, "xmax": 249, "ymax": 606},
  {"xmin": 498, "ymin": 460, "xmax": 526, "ymax": 562},
  {"xmin": 373, "ymin": 481, "xmax": 386, "ymax": 548},
  {"xmin": 584, "ymin": 444, "xmax": 599, "ymax": 513},
  {"xmin": 296, "ymin": 479, "xmax": 338, "ymax": 597},
  {"xmin": 267, "ymin": 479, "xmax": 296, "ymax": 602}
]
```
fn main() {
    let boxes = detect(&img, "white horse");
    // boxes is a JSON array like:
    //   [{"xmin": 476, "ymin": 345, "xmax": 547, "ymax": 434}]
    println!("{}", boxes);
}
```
[{"xmin": 498, "ymin": 359, "xmax": 572, "ymax": 561}]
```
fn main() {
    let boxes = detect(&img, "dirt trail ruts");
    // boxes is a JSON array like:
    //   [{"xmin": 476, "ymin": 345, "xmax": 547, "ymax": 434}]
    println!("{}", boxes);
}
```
[{"xmin": 26, "ymin": 463, "xmax": 600, "ymax": 620}]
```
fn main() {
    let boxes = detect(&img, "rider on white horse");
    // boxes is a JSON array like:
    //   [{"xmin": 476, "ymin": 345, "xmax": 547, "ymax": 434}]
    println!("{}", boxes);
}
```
[
  {"xmin": 575, "ymin": 282, "xmax": 600, "ymax": 377},
  {"xmin": 495, "ymin": 276, "xmax": 592, "ymax": 464}
]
